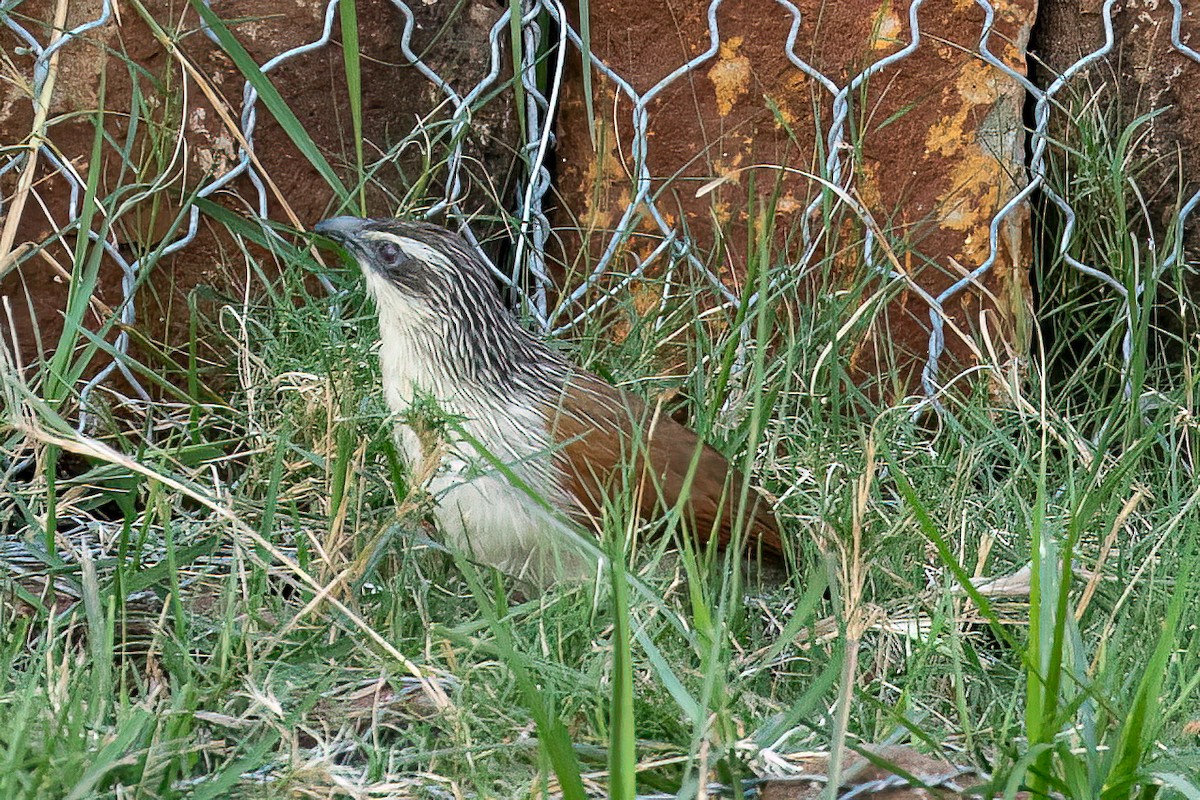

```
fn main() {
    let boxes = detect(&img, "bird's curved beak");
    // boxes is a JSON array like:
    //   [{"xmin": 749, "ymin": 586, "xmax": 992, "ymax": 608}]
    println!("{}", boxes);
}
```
[{"xmin": 313, "ymin": 216, "xmax": 367, "ymax": 249}]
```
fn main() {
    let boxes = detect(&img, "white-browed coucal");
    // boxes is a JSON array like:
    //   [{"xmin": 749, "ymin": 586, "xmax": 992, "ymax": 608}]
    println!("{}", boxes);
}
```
[{"xmin": 314, "ymin": 216, "xmax": 783, "ymax": 585}]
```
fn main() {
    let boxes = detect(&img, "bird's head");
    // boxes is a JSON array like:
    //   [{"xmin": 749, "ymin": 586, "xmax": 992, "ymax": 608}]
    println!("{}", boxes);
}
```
[
  {"xmin": 313, "ymin": 215, "xmax": 552, "ymax": 386},
  {"xmin": 314, "ymin": 216, "xmax": 501, "ymax": 314}
]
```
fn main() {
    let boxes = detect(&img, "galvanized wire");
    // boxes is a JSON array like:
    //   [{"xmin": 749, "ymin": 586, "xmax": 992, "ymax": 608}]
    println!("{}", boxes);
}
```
[{"xmin": 1, "ymin": 0, "xmax": 1198, "ymax": 429}]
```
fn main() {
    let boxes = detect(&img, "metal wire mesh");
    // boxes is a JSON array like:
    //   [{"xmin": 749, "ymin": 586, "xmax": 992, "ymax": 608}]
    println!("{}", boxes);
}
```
[{"xmin": 2, "ymin": 0, "xmax": 1198, "ymax": 428}]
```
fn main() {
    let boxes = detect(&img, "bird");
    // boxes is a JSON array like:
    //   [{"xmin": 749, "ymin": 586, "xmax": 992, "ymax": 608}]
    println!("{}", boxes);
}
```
[{"xmin": 313, "ymin": 215, "xmax": 784, "ymax": 585}]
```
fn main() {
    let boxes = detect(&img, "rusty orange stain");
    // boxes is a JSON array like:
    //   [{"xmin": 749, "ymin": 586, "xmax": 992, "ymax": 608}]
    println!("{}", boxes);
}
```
[
  {"xmin": 923, "ymin": 61, "xmax": 1001, "ymax": 158},
  {"xmin": 871, "ymin": 4, "xmax": 903, "ymax": 50},
  {"xmin": 954, "ymin": 58, "xmax": 999, "ymax": 104},
  {"xmin": 855, "ymin": 158, "xmax": 884, "ymax": 212},
  {"xmin": 921, "ymin": 60, "xmax": 1020, "ymax": 264},
  {"xmin": 713, "ymin": 153, "xmax": 745, "ymax": 176},
  {"xmin": 766, "ymin": 95, "xmax": 797, "ymax": 130},
  {"xmin": 925, "ymin": 110, "xmax": 968, "ymax": 158},
  {"xmin": 577, "ymin": 112, "xmax": 630, "ymax": 233},
  {"xmin": 707, "ymin": 36, "xmax": 751, "ymax": 116},
  {"xmin": 777, "ymin": 194, "xmax": 801, "ymax": 214},
  {"xmin": 711, "ymin": 197, "xmax": 733, "ymax": 227}
]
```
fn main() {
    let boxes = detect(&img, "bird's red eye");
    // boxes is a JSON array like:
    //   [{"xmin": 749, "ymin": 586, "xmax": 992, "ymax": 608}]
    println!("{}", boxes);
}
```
[{"xmin": 377, "ymin": 241, "xmax": 402, "ymax": 265}]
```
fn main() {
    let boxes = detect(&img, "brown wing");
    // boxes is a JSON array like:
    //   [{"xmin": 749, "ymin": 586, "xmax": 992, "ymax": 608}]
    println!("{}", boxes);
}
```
[{"xmin": 544, "ymin": 372, "xmax": 784, "ymax": 563}]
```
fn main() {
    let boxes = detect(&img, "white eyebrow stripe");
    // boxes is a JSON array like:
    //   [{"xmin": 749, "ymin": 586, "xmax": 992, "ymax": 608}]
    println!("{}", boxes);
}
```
[{"xmin": 363, "ymin": 231, "xmax": 452, "ymax": 269}]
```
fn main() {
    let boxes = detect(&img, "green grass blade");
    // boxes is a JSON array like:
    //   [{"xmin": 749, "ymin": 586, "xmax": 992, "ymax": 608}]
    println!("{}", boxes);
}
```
[
  {"xmin": 578, "ymin": 0, "xmax": 595, "ymax": 148},
  {"xmin": 189, "ymin": 0, "xmax": 349, "ymax": 203},
  {"xmin": 508, "ymin": 0, "xmax": 528, "ymax": 144},
  {"xmin": 338, "ymin": 0, "xmax": 366, "ymax": 214},
  {"xmin": 608, "ymin": 555, "xmax": 636, "ymax": 800},
  {"xmin": 1102, "ymin": 539, "xmax": 1195, "ymax": 798},
  {"xmin": 45, "ymin": 101, "xmax": 107, "ymax": 406},
  {"xmin": 882, "ymin": 445, "xmax": 1015, "ymax": 649},
  {"xmin": 63, "ymin": 709, "xmax": 154, "ymax": 800},
  {"xmin": 456, "ymin": 558, "xmax": 588, "ymax": 800},
  {"xmin": 1152, "ymin": 773, "xmax": 1200, "ymax": 800}
]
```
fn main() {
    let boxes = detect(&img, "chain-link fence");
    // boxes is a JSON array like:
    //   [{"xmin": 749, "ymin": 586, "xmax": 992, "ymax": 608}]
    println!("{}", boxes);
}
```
[{"xmin": 2, "ymin": 0, "xmax": 1198, "ymax": 426}]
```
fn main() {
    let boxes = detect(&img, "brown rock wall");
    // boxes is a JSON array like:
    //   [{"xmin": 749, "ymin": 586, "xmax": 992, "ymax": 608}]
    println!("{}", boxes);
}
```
[
  {"xmin": 1032, "ymin": 0, "xmax": 1200, "ymax": 277},
  {"xmin": 553, "ymin": 0, "xmax": 1036, "ymax": 396}
]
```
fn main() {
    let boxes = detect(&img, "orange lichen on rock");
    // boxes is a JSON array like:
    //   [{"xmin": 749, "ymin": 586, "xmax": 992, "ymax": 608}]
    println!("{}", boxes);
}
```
[{"xmin": 707, "ymin": 37, "xmax": 752, "ymax": 117}]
